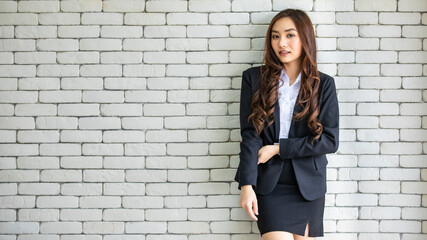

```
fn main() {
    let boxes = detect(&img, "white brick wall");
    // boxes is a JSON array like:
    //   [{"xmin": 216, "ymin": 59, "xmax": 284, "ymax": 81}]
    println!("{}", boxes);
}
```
[{"xmin": 0, "ymin": 0, "xmax": 425, "ymax": 239}]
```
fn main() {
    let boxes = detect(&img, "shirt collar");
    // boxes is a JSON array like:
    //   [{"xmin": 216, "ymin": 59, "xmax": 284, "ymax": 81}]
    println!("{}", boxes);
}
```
[{"xmin": 280, "ymin": 68, "xmax": 302, "ymax": 87}]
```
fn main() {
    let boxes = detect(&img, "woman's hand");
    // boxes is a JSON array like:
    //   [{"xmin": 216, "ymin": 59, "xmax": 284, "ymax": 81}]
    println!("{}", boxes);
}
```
[
  {"xmin": 258, "ymin": 145, "xmax": 280, "ymax": 164},
  {"xmin": 239, "ymin": 185, "xmax": 258, "ymax": 221}
]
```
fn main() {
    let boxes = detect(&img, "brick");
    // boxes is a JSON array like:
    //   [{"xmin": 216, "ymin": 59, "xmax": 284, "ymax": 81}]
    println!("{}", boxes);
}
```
[
  {"xmin": 0, "ymin": 222, "xmax": 39, "ymax": 234},
  {"xmin": 189, "ymin": 209, "xmax": 229, "ymax": 221},
  {"xmin": 398, "ymin": 0, "xmax": 427, "ymax": 11},
  {"xmin": 146, "ymin": 209, "xmax": 187, "ymax": 221},
  {"xmin": 104, "ymin": 183, "xmax": 145, "ymax": 195},
  {"xmin": 126, "ymin": 222, "xmax": 167, "ymax": 234},
  {"xmin": 338, "ymin": 168, "xmax": 379, "ymax": 183},
  {"xmin": 272, "ymin": 0, "xmax": 313, "ymax": 11},
  {"xmin": 402, "ymin": 182, "xmax": 427, "ymax": 194},
  {"xmin": 190, "ymin": 77, "xmax": 231, "ymax": 89},
  {"xmin": 125, "ymin": 13, "xmax": 165, "ymax": 25},
  {"xmin": 146, "ymin": 0, "xmax": 187, "ymax": 12},
  {"xmin": 122, "ymin": 196, "xmax": 163, "ymax": 208},
  {"xmin": 317, "ymin": 25, "xmax": 358, "ymax": 37},
  {"xmin": 380, "ymin": 220, "xmax": 421, "ymax": 233},
  {"xmin": 379, "ymin": 12, "xmax": 421, "ymax": 25},
  {"xmin": 169, "ymin": 222, "xmax": 210, "ymax": 234},
  {"xmin": 231, "ymin": 0, "xmax": 272, "ymax": 12},
  {"xmin": 189, "ymin": 0, "xmax": 230, "ymax": 12},
  {"xmin": 144, "ymin": 51, "xmax": 186, "ymax": 64},
  {"xmin": 108, "ymin": 154, "xmax": 145, "ymax": 167},
  {"xmin": 336, "ymin": 12, "xmax": 378, "ymax": 24},
  {"xmin": 80, "ymin": 196, "xmax": 121, "ymax": 208},
  {"xmin": 0, "ymin": 13, "xmax": 38, "ymax": 25},
  {"xmin": 102, "ymin": 0, "xmax": 145, "ymax": 12},
  {"xmin": 188, "ymin": 156, "xmax": 229, "ymax": 169},
  {"xmin": 360, "ymin": 207, "xmax": 400, "ymax": 219},
  {"xmin": 357, "ymin": 103, "xmax": 399, "ymax": 115},
  {"xmin": 125, "ymin": 90, "xmax": 166, "ymax": 101},
  {"xmin": 209, "ymin": 38, "xmax": 250, "ymax": 50},
  {"xmin": 0, "ymin": 196, "xmax": 35, "ymax": 209},
  {"xmin": 144, "ymin": 26, "xmax": 186, "ymax": 38},
  {"xmin": 314, "ymin": 0, "xmax": 354, "ymax": 11},
  {"xmin": 0, "ymin": 1, "xmax": 17, "ymax": 12},
  {"xmin": 380, "ymin": 38, "xmax": 422, "ymax": 51},
  {"xmin": 167, "ymin": 64, "xmax": 208, "ymax": 77},
  {"xmin": 83, "ymin": 222, "xmax": 124, "ymax": 234},
  {"xmin": 188, "ymin": 26, "xmax": 229, "ymax": 38},
  {"xmin": 61, "ymin": 0, "xmax": 102, "ymax": 12},
  {"xmin": 381, "ymin": 142, "xmax": 422, "ymax": 155},
  {"xmin": 164, "ymin": 116, "xmax": 206, "ymax": 129},
  {"xmin": 318, "ymin": 51, "xmax": 354, "ymax": 63},
  {"xmin": 61, "ymin": 183, "xmax": 102, "ymax": 196},
  {"xmin": 146, "ymin": 183, "xmax": 187, "ymax": 196},
  {"xmin": 380, "ymin": 116, "xmax": 421, "ymax": 129},
  {"xmin": 337, "ymin": 38, "xmax": 379, "ymax": 50},
  {"xmin": 103, "ymin": 209, "xmax": 145, "ymax": 221},
  {"xmin": 167, "ymin": 13, "xmax": 208, "ymax": 25},
  {"xmin": 187, "ymin": 51, "xmax": 229, "ymax": 64},
  {"xmin": 210, "ymin": 13, "xmax": 249, "ymax": 24},
  {"xmin": 18, "ymin": 183, "xmax": 60, "ymax": 195},
  {"xmin": 211, "ymin": 221, "xmax": 251, "ymax": 233},
  {"xmin": 338, "ymin": 64, "xmax": 379, "ymax": 76},
  {"xmin": 0, "ymin": 183, "xmax": 17, "ymax": 195},
  {"xmin": 165, "ymin": 196, "xmax": 206, "ymax": 208},
  {"xmin": 60, "ymin": 209, "xmax": 102, "ymax": 221},
  {"xmin": 400, "ymin": 51, "xmax": 427, "ymax": 64},
  {"xmin": 18, "ymin": 209, "xmax": 58, "ymax": 221},
  {"xmin": 146, "ymin": 156, "xmax": 187, "ymax": 169},
  {"xmin": 230, "ymin": 25, "xmax": 267, "ymax": 37},
  {"xmin": 355, "ymin": 0, "xmax": 397, "ymax": 11},
  {"xmin": 168, "ymin": 170, "xmax": 209, "ymax": 182},
  {"xmin": 81, "ymin": 13, "xmax": 123, "ymax": 25},
  {"xmin": 126, "ymin": 170, "xmax": 167, "ymax": 182},
  {"xmin": 356, "ymin": 51, "xmax": 397, "ymax": 63},
  {"xmin": 124, "ymin": 39, "xmax": 165, "ymax": 51},
  {"xmin": 188, "ymin": 183, "xmax": 229, "ymax": 195},
  {"xmin": 166, "ymin": 38, "xmax": 207, "ymax": 51},
  {"xmin": 381, "ymin": 64, "xmax": 423, "ymax": 77},
  {"xmin": 39, "ymin": 13, "xmax": 80, "ymax": 25}
]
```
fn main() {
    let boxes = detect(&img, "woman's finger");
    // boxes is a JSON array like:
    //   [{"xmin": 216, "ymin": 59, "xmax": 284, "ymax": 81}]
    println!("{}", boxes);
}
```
[
  {"xmin": 245, "ymin": 203, "xmax": 258, "ymax": 221},
  {"xmin": 253, "ymin": 199, "xmax": 259, "ymax": 216}
]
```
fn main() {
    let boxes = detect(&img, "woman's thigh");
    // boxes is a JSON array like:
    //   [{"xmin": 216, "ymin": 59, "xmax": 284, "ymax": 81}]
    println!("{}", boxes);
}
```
[
  {"xmin": 293, "ymin": 223, "xmax": 316, "ymax": 240},
  {"xmin": 262, "ymin": 231, "xmax": 294, "ymax": 240}
]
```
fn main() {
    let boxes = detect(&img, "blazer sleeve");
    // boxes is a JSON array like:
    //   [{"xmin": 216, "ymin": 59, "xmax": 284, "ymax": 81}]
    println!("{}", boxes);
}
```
[
  {"xmin": 279, "ymin": 76, "xmax": 339, "ymax": 158},
  {"xmin": 235, "ymin": 69, "xmax": 263, "ymax": 190}
]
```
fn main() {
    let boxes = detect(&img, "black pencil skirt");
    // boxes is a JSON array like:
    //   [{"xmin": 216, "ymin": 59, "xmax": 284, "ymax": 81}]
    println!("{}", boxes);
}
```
[{"xmin": 255, "ymin": 158, "xmax": 325, "ymax": 237}]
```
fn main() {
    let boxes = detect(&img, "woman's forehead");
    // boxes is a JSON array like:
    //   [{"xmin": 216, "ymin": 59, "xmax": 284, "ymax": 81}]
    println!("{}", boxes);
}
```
[{"xmin": 272, "ymin": 17, "xmax": 297, "ymax": 32}]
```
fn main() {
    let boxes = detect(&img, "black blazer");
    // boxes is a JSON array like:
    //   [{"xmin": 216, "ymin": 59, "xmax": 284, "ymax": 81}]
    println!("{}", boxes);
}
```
[{"xmin": 234, "ymin": 65, "xmax": 339, "ymax": 201}]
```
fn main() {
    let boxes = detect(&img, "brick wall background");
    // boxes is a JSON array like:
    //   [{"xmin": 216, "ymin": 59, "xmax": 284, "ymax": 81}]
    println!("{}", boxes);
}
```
[{"xmin": 0, "ymin": 0, "xmax": 426, "ymax": 239}]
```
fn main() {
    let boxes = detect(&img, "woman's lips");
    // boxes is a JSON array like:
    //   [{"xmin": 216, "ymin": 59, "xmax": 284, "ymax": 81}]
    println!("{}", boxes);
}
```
[{"xmin": 279, "ymin": 51, "xmax": 290, "ymax": 56}]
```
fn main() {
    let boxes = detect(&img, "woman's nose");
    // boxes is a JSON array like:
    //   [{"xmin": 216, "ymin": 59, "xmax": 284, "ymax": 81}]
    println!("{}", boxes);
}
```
[{"xmin": 280, "ymin": 38, "xmax": 288, "ymax": 47}]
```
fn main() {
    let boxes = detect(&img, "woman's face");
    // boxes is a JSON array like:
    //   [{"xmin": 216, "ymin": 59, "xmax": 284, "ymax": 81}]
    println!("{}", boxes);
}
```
[{"xmin": 270, "ymin": 17, "xmax": 303, "ymax": 69}]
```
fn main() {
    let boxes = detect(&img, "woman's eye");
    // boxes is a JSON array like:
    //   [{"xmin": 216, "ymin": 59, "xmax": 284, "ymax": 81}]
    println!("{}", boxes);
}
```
[
  {"xmin": 272, "ymin": 35, "xmax": 279, "ymax": 39},
  {"xmin": 287, "ymin": 34, "xmax": 295, "ymax": 37}
]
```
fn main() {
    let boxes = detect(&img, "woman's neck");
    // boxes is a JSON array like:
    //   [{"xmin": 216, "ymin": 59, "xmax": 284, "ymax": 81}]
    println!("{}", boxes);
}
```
[{"xmin": 283, "ymin": 62, "xmax": 301, "ymax": 85}]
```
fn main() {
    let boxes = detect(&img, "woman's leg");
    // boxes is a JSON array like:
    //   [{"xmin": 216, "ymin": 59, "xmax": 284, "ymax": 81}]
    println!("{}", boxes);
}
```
[
  {"xmin": 293, "ymin": 223, "xmax": 316, "ymax": 240},
  {"xmin": 262, "ymin": 231, "xmax": 294, "ymax": 240}
]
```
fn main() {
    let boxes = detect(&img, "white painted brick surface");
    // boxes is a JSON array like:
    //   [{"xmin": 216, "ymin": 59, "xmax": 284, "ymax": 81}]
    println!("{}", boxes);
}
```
[{"xmin": 0, "ymin": 0, "xmax": 425, "ymax": 239}]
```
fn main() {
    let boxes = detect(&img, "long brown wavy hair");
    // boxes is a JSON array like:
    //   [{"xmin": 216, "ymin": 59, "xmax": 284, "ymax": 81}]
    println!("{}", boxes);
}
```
[{"xmin": 249, "ymin": 9, "xmax": 322, "ymax": 144}]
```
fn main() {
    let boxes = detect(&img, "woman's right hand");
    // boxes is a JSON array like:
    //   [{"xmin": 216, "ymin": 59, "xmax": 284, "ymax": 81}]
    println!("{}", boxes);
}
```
[{"xmin": 239, "ymin": 185, "xmax": 259, "ymax": 221}]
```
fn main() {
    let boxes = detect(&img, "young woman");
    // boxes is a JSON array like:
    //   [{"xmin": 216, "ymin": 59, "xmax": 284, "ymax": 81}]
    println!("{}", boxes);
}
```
[{"xmin": 234, "ymin": 9, "xmax": 339, "ymax": 240}]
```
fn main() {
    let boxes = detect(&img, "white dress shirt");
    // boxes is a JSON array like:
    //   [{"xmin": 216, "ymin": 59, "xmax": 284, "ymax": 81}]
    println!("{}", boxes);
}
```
[{"xmin": 274, "ymin": 69, "xmax": 302, "ymax": 153}]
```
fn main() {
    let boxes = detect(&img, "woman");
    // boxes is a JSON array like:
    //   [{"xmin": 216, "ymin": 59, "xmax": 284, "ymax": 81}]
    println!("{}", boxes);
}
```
[{"xmin": 234, "ymin": 9, "xmax": 339, "ymax": 240}]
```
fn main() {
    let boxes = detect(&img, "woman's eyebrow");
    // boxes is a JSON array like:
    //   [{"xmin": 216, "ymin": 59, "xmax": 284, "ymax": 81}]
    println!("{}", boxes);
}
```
[{"xmin": 272, "ymin": 28, "xmax": 297, "ymax": 33}]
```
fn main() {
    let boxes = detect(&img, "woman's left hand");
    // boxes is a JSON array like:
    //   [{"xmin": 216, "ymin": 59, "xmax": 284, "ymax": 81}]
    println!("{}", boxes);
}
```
[{"xmin": 258, "ymin": 145, "xmax": 279, "ymax": 165}]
